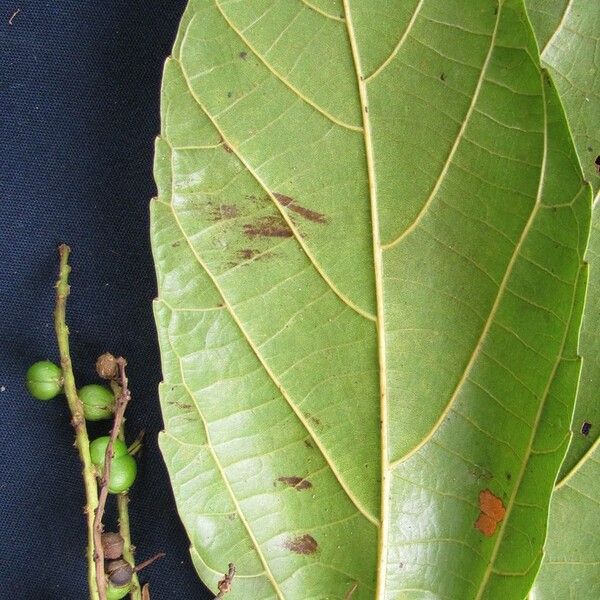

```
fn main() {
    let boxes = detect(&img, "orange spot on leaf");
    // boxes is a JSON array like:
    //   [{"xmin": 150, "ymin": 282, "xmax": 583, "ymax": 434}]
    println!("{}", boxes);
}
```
[
  {"xmin": 475, "ymin": 489, "xmax": 506, "ymax": 537},
  {"xmin": 475, "ymin": 513, "xmax": 497, "ymax": 537}
]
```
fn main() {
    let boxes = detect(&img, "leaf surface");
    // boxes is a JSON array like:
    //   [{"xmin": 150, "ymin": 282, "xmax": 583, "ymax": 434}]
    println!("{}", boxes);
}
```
[
  {"xmin": 523, "ymin": 2, "xmax": 600, "ymax": 596},
  {"xmin": 529, "ymin": 210, "xmax": 599, "ymax": 599},
  {"xmin": 152, "ymin": 1, "xmax": 591, "ymax": 598},
  {"xmin": 526, "ymin": 0, "xmax": 600, "ymax": 194}
]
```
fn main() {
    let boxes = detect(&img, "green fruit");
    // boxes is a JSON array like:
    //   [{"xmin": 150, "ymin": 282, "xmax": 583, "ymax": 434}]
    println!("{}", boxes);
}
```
[
  {"xmin": 26, "ymin": 360, "xmax": 63, "ymax": 401},
  {"xmin": 79, "ymin": 384, "xmax": 115, "ymax": 421},
  {"xmin": 89, "ymin": 437, "xmax": 137, "ymax": 493},
  {"xmin": 108, "ymin": 455, "xmax": 137, "ymax": 494},
  {"xmin": 89, "ymin": 436, "xmax": 128, "ymax": 467},
  {"xmin": 106, "ymin": 582, "xmax": 131, "ymax": 600}
]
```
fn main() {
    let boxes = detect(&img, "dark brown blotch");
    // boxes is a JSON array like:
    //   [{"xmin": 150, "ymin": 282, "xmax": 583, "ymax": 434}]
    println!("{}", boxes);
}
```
[
  {"xmin": 219, "ymin": 136, "xmax": 233, "ymax": 153},
  {"xmin": 274, "ymin": 193, "xmax": 327, "ymax": 224},
  {"xmin": 167, "ymin": 401, "xmax": 192, "ymax": 410},
  {"xmin": 238, "ymin": 249, "xmax": 259, "ymax": 260},
  {"xmin": 277, "ymin": 476, "xmax": 312, "ymax": 491},
  {"xmin": 243, "ymin": 215, "xmax": 292, "ymax": 238},
  {"xmin": 284, "ymin": 534, "xmax": 318, "ymax": 555},
  {"xmin": 211, "ymin": 204, "xmax": 239, "ymax": 221},
  {"xmin": 305, "ymin": 412, "xmax": 322, "ymax": 428}
]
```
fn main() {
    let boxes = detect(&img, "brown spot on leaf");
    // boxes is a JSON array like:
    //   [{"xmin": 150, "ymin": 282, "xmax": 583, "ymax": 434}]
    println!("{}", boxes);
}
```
[
  {"xmin": 171, "ymin": 241, "xmax": 181, "ymax": 248},
  {"xmin": 305, "ymin": 412, "xmax": 322, "ymax": 428},
  {"xmin": 219, "ymin": 136, "xmax": 233, "ymax": 153},
  {"xmin": 304, "ymin": 439, "xmax": 314, "ymax": 449},
  {"xmin": 274, "ymin": 193, "xmax": 327, "ymax": 224},
  {"xmin": 239, "ymin": 51, "xmax": 248, "ymax": 60},
  {"xmin": 167, "ymin": 401, "xmax": 192, "ymax": 410},
  {"xmin": 284, "ymin": 534, "xmax": 318, "ymax": 555},
  {"xmin": 211, "ymin": 204, "xmax": 238, "ymax": 221},
  {"xmin": 243, "ymin": 216, "xmax": 292, "ymax": 238},
  {"xmin": 475, "ymin": 489, "xmax": 506, "ymax": 537},
  {"xmin": 581, "ymin": 421, "xmax": 592, "ymax": 436},
  {"xmin": 469, "ymin": 466, "xmax": 492, "ymax": 481},
  {"xmin": 238, "ymin": 249, "xmax": 259, "ymax": 260},
  {"xmin": 277, "ymin": 476, "xmax": 312, "ymax": 491},
  {"xmin": 595, "ymin": 155, "xmax": 600, "ymax": 173}
]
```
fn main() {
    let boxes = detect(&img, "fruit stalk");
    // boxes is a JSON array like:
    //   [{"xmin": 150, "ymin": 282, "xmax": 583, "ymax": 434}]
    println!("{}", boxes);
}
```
[
  {"xmin": 54, "ymin": 244, "xmax": 100, "ymax": 600},
  {"xmin": 117, "ymin": 435, "xmax": 142, "ymax": 600},
  {"xmin": 94, "ymin": 357, "xmax": 132, "ymax": 599}
]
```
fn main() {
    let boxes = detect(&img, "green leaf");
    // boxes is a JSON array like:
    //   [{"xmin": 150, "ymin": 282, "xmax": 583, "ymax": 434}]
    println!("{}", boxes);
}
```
[
  {"xmin": 151, "ymin": 1, "xmax": 591, "ymax": 598},
  {"xmin": 529, "ymin": 207, "xmax": 599, "ymax": 599},
  {"xmin": 524, "ymin": 0, "xmax": 600, "ymax": 475},
  {"xmin": 524, "ymin": 2, "xmax": 600, "ymax": 596},
  {"xmin": 526, "ymin": 0, "xmax": 600, "ymax": 195}
]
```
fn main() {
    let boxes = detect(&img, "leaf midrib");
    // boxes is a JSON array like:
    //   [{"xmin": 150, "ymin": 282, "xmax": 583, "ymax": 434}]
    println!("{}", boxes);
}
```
[{"xmin": 340, "ymin": 3, "xmax": 389, "ymax": 599}]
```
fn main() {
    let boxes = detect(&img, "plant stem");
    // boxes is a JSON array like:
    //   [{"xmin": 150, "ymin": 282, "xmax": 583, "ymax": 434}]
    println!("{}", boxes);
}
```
[
  {"xmin": 94, "ymin": 358, "xmax": 132, "ymax": 599},
  {"xmin": 117, "ymin": 425, "xmax": 142, "ymax": 600},
  {"xmin": 134, "ymin": 553, "xmax": 166, "ymax": 573},
  {"xmin": 110, "ymin": 381, "xmax": 143, "ymax": 599},
  {"xmin": 127, "ymin": 429, "xmax": 145, "ymax": 457},
  {"xmin": 54, "ymin": 244, "xmax": 100, "ymax": 600},
  {"xmin": 215, "ymin": 564, "xmax": 236, "ymax": 599}
]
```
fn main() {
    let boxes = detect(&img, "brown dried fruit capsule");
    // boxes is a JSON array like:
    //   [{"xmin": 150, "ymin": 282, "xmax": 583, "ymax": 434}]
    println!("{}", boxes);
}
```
[
  {"xmin": 101, "ymin": 532, "xmax": 124, "ymax": 559},
  {"xmin": 96, "ymin": 352, "xmax": 119, "ymax": 380},
  {"xmin": 106, "ymin": 559, "xmax": 134, "ymax": 587}
]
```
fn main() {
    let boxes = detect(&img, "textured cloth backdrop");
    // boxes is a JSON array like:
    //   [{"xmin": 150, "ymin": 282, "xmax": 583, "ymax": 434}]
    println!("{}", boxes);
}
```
[{"xmin": 1, "ymin": 2, "xmax": 213, "ymax": 598}]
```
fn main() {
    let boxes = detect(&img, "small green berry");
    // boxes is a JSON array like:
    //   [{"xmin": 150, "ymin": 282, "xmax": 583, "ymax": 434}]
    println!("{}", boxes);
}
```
[
  {"xmin": 89, "ymin": 436, "xmax": 128, "ymax": 467},
  {"xmin": 89, "ymin": 437, "xmax": 137, "ymax": 493},
  {"xmin": 79, "ymin": 384, "xmax": 115, "ymax": 421},
  {"xmin": 108, "ymin": 455, "xmax": 137, "ymax": 494},
  {"xmin": 26, "ymin": 360, "xmax": 63, "ymax": 401},
  {"xmin": 106, "ymin": 581, "xmax": 131, "ymax": 600}
]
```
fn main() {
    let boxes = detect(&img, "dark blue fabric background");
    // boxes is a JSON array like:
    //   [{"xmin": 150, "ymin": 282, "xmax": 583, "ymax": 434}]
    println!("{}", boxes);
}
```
[{"xmin": 1, "ymin": 2, "xmax": 212, "ymax": 598}]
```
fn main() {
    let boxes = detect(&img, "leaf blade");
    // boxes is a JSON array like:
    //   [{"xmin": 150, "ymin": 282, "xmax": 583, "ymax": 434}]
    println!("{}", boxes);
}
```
[
  {"xmin": 527, "ymin": 0, "xmax": 600, "ymax": 194},
  {"xmin": 152, "ymin": 1, "xmax": 592, "ymax": 598}
]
